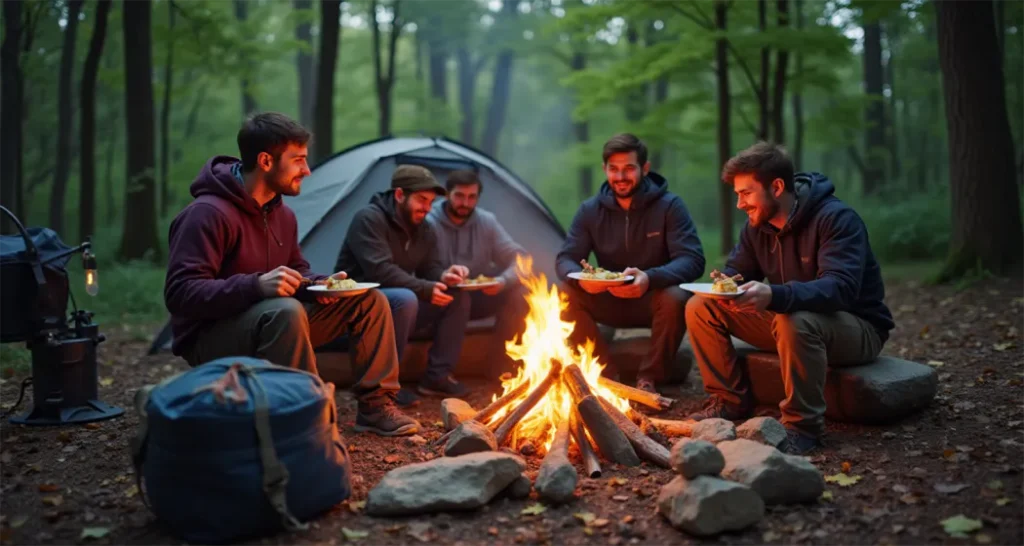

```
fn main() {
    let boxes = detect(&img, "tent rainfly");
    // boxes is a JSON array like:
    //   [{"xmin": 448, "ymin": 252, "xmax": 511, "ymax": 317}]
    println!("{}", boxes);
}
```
[{"xmin": 148, "ymin": 136, "xmax": 566, "ymax": 355}]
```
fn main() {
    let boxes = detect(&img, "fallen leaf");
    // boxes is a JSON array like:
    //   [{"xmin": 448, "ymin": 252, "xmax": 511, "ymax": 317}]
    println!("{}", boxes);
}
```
[
  {"xmin": 9, "ymin": 515, "xmax": 27, "ymax": 529},
  {"xmin": 488, "ymin": 527, "xmax": 498, "ymax": 536},
  {"xmin": 583, "ymin": 527, "xmax": 594, "ymax": 536},
  {"xmin": 573, "ymin": 512, "xmax": 596, "ymax": 525},
  {"xmin": 383, "ymin": 454, "xmax": 401, "ymax": 464},
  {"xmin": 591, "ymin": 518, "xmax": 610, "ymax": 528},
  {"xmin": 976, "ymin": 533, "xmax": 993, "ymax": 544},
  {"xmin": 520, "ymin": 503, "xmax": 546, "ymax": 516},
  {"xmin": 824, "ymin": 473, "xmax": 861, "ymax": 487},
  {"xmin": 892, "ymin": 524, "xmax": 904, "ymax": 534},
  {"xmin": 900, "ymin": 493, "xmax": 920, "ymax": 505},
  {"xmin": 621, "ymin": 515, "xmax": 634, "ymax": 524},
  {"xmin": 763, "ymin": 530, "xmax": 781, "ymax": 541},
  {"xmin": 433, "ymin": 421, "xmax": 444, "ymax": 428},
  {"xmin": 820, "ymin": 491, "xmax": 833, "ymax": 502},
  {"xmin": 986, "ymin": 480, "xmax": 1003, "ymax": 490},
  {"xmin": 927, "ymin": 360, "xmax": 945, "ymax": 367},
  {"xmin": 935, "ymin": 483, "xmax": 971, "ymax": 495},
  {"xmin": 406, "ymin": 522, "xmax": 433, "ymax": 542},
  {"xmin": 941, "ymin": 514, "xmax": 983, "ymax": 538},
  {"xmin": 341, "ymin": 528, "xmax": 369, "ymax": 541},
  {"xmin": 383, "ymin": 524, "xmax": 405, "ymax": 534},
  {"xmin": 124, "ymin": 485, "xmax": 138, "ymax": 498},
  {"xmin": 612, "ymin": 495, "xmax": 629, "ymax": 502},
  {"xmin": 99, "ymin": 377, "xmax": 114, "ymax": 387},
  {"xmin": 80, "ymin": 527, "xmax": 110, "ymax": 540},
  {"xmin": 84, "ymin": 423, "xmax": 101, "ymax": 430},
  {"xmin": 993, "ymin": 342, "xmax": 1015, "ymax": 351},
  {"xmin": 346, "ymin": 500, "xmax": 365, "ymax": 513},
  {"xmin": 841, "ymin": 461, "xmax": 852, "ymax": 473},
  {"xmin": 38, "ymin": 483, "xmax": 60, "ymax": 493},
  {"xmin": 609, "ymin": 477, "xmax": 627, "ymax": 486},
  {"xmin": 995, "ymin": 498, "xmax": 1012, "ymax": 506}
]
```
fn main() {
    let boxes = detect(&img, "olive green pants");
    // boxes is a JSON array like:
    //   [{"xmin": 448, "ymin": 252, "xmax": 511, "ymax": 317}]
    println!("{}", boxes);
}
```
[{"xmin": 685, "ymin": 295, "xmax": 883, "ymax": 435}]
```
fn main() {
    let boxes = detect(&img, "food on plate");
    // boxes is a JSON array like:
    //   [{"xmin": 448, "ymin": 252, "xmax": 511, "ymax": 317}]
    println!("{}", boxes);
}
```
[
  {"xmin": 461, "ymin": 274, "xmax": 497, "ymax": 285},
  {"xmin": 578, "ymin": 260, "xmax": 626, "ymax": 280},
  {"xmin": 710, "ymin": 269, "xmax": 743, "ymax": 293},
  {"xmin": 325, "ymin": 277, "xmax": 358, "ymax": 290}
]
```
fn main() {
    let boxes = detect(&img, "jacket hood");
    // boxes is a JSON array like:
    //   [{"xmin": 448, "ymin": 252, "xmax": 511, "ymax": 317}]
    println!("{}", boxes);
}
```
[
  {"xmin": 597, "ymin": 172, "xmax": 669, "ymax": 211},
  {"xmin": 189, "ymin": 156, "xmax": 281, "ymax": 216},
  {"xmin": 763, "ymin": 171, "xmax": 836, "ymax": 234},
  {"xmin": 429, "ymin": 199, "xmax": 480, "ymax": 230}
]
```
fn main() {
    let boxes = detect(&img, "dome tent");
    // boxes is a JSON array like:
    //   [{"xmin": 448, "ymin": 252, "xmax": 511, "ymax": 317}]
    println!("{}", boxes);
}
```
[{"xmin": 146, "ymin": 136, "xmax": 566, "ymax": 359}]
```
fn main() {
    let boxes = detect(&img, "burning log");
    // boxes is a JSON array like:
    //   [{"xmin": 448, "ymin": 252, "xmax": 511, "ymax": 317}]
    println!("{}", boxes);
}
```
[
  {"xmin": 562, "ymin": 364, "xmax": 640, "ymax": 467},
  {"xmin": 597, "ymin": 376, "xmax": 676, "ymax": 410},
  {"xmin": 493, "ymin": 361, "xmax": 561, "ymax": 446},
  {"xmin": 598, "ymin": 397, "xmax": 671, "ymax": 469},
  {"xmin": 535, "ymin": 420, "xmax": 577, "ymax": 504},
  {"xmin": 570, "ymin": 405, "xmax": 601, "ymax": 478},
  {"xmin": 431, "ymin": 380, "xmax": 532, "ymax": 447},
  {"xmin": 645, "ymin": 417, "xmax": 697, "ymax": 437}
]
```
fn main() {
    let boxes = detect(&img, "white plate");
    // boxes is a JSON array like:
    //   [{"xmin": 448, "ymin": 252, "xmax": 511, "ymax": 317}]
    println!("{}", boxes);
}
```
[
  {"xmin": 567, "ymin": 272, "xmax": 635, "ymax": 284},
  {"xmin": 456, "ymin": 280, "xmax": 502, "ymax": 291},
  {"xmin": 307, "ymin": 282, "xmax": 380, "ymax": 297},
  {"xmin": 679, "ymin": 282, "xmax": 746, "ymax": 299}
]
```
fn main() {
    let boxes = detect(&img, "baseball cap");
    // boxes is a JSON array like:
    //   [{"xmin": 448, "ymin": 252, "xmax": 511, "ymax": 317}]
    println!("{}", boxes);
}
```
[{"xmin": 391, "ymin": 165, "xmax": 447, "ymax": 196}]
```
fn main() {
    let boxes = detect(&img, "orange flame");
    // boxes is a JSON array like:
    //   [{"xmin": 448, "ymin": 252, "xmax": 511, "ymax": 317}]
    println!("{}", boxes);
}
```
[{"xmin": 485, "ymin": 255, "xmax": 631, "ymax": 450}]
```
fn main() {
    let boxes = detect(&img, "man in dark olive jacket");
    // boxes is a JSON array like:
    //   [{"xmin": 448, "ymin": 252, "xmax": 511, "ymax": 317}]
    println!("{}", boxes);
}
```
[
  {"xmin": 686, "ymin": 141, "xmax": 895, "ymax": 455},
  {"xmin": 556, "ymin": 133, "xmax": 706, "ymax": 395},
  {"xmin": 164, "ymin": 112, "xmax": 419, "ymax": 437},
  {"xmin": 335, "ymin": 166, "xmax": 472, "ymax": 402}
]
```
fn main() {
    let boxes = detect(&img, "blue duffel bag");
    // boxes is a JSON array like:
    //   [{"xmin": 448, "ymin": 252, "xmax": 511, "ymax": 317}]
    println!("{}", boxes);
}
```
[{"xmin": 130, "ymin": 357, "xmax": 351, "ymax": 543}]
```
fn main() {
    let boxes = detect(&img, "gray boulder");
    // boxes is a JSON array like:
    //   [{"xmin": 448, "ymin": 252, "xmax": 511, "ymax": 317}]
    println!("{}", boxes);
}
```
[
  {"xmin": 444, "ymin": 421, "xmax": 497, "ymax": 457},
  {"xmin": 441, "ymin": 398, "xmax": 477, "ymax": 431},
  {"xmin": 717, "ymin": 439, "xmax": 823, "ymax": 504},
  {"xmin": 736, "ymin": 417, "xmax": 787, "ymax": 448},
  {"xmin": 670, "ymin": 438, "xmax": 725, "ymax": 478},
  {"xmin": 692, "ymin": 418, "xmax": 736, "ymax": 443},
  {"xmin": 657, "ymin": 475, "xmax": 764, "ymax": 536},
  {"xmin": 504, "ymin": 474, "xmax": 532, "ymax": 499}
]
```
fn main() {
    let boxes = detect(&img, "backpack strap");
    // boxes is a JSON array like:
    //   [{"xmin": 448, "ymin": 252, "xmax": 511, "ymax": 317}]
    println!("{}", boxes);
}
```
[
  {"xmin": 238, "ymin": 365, "xmax": 309, "ymax": 532},
  {"xmin": 130, "ymin": 370, "xmax": 188, "ymax": 511}
]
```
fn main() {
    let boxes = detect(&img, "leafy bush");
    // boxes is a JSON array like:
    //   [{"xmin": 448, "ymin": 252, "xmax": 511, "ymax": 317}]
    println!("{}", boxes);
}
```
[{"xmin": 858, "ymin": 192, "xmax": 950, "ymax": 263}]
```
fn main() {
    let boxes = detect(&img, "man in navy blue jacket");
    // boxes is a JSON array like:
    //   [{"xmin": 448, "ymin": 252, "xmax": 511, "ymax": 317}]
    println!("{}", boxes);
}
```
[
  {"xmin": 686, "ymin": 142, "xmax": 895, "ymax": 455},
  {"xmin": 557, "ymin": 134, "xmax": 706, "ymax": 394}
]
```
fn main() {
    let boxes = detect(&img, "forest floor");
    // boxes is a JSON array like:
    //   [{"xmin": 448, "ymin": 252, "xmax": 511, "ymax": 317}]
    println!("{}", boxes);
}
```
[{"xmin": 1, "ymin": 277, "xmax": 1022, "ymax": 545}]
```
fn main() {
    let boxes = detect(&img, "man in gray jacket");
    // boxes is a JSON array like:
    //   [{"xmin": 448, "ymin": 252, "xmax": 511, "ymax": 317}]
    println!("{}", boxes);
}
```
[{"xmin": 428, "ymin": 170, "xmax": 530, "ymax": 373}]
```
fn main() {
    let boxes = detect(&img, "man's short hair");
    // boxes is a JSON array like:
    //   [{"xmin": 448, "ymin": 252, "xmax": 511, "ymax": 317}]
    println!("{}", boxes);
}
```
[
  {"xmin": 602, "ymin": 133, "xmax": 648, "ymax": 166},
  {"xmin": 237, "ymin": 112, "xmax": 311, "ymax": 172},
  {"xmin": 721, "ymin": 141, "xmax": 795, "ymax": 193},
  {"xmin": 446, "ymin": 169, "xmax": 482, "ymax": 193}
]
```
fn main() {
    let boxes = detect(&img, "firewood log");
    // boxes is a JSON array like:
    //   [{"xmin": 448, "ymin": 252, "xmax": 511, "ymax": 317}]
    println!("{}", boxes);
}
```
[
  {"xmin": 597, "ymin": 377, "xmax": 676, "ymax": 410},
  {"xmin": 569, "ymin": 405, "xmax": 601, "ymax": 478},
  {"xmin": 493, "ymin": 362, "xmax": 561, "ymax": 446},
  {"xmin": 535, "ymin": 420, "xmax": 577, "ymax": 504},
  {"xmin": 598, "ymin": 397, "xmax": 671, "ymax": 469},
  {"xmin": 562, "ymin": 364, "xmax": 640, "ymax": 467}
]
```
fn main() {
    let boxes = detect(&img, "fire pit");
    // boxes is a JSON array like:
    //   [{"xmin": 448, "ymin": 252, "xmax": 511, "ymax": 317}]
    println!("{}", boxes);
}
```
[{"xmin": 435, "ymin": 257, "xmax": 678, "ymax": 482}]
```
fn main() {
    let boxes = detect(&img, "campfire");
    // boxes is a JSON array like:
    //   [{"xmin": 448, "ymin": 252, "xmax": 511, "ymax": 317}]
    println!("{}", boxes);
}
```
[{"xmin": 434, "ymin": 256, "xmax": 681, "ymax": 490}]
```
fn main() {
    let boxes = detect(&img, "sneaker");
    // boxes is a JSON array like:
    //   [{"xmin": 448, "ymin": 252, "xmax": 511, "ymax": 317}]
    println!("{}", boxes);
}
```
[
  {"xmin": 781, "ymin": 428, "xmax": 822, "ymax": 455},
  {"xmin": 354, "ymin": 400, "xmax": 420, "ymax": 436},
  {"xmin": 394, "ymin": 388, "xmax": 421, "ymax": 408},
  {"xmin": 635, "ymin": 377, "xmax": 658, "ymax": 395},
  {"xmin": 686, "ymin": 395, "xmax": 753, "ymax": 421},
  {"xmin": 417, "ymin": 375, "xmax": 470, "ymax": 397}
]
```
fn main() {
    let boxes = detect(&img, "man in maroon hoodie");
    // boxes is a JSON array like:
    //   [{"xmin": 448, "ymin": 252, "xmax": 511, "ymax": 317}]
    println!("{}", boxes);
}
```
[{"xmin": 164, "ymin": 112, "xmax": 419, "ymax": 436}]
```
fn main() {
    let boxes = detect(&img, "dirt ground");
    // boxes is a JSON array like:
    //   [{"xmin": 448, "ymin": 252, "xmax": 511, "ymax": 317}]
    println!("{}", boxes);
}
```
[{"xmin": 1, "ymin": 278, "xmax": 1022, "ymax": 545}]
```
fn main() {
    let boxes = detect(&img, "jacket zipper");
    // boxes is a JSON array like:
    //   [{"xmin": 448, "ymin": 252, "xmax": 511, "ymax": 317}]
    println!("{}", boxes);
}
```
[
  {"xmin": 775, "ymin": 234, "xmax": 785, "ymax": 283},
  {"xmin": 625, "ymin": 211, "xmax": 630, "ymax": 253},
  {"xmin": 263, "ymin": 209, "xmax": 282, "ymax": 271}
]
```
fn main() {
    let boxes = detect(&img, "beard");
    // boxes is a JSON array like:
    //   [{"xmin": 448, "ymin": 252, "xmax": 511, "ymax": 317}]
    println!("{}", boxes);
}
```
[
  {"xmin": 400, "ymin": 201, "xmax": 426, "ymax": 226},
  {"xmin": 267, "ymin": 165, "xmax": 301, "ymax": 196},
  {"xmin": 446, "ymin": 201, "xmax": 473, "ymax": 219},
  {"xmin": 746, "ymin": 198, "xmax": 780, "ymax": 227},
  {"xmin": 611, "ymin": 177, "xmax": 642, "ymax": 198}
]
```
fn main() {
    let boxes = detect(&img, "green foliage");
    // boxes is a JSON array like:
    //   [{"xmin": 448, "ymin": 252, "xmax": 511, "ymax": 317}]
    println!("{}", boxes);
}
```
[{"xmin": 856, "ymin": 191, "xmax": 950, "ymax": 263}]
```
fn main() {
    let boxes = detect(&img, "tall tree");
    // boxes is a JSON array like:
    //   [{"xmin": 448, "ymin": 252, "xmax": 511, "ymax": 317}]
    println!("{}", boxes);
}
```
[
  {"xmin": 80, "ymin": 0, "xmax": 112, "ymax": 241},
  {"xmin": 791, "ymin": 0, "xmax": 804, "ymax": 166},
  {"xmin": 426, "ymin": 15, "xmax": 448, "ymax": 104},
  {"xmin": 234, "ymin": 0, "xmax": 257, "ymax": 116},
  {"xmin": 456, "ymin": 46, "xmax": 484, "ymax": 144},
  {"xmin": 313, "ymin": 0, "xmax": 341, "ymax": 163},
  {"xmin": 770, "ymin": 0, "xmax": 789, "ymax": 144},
  {"xmin": 571, "ymin": 49, "xmax": 592, "ymax": 200},
  {"xmin": 936, "ymin": 0, "xmax": 1023, "ymax": 279},
  {"xmin": 716, "ymin": 0, "xmax": 733, "ymax": 256},
  {"xmin": 370, "ymin": 0, "xmax": 403, "ymax": 137},
  {"xmin": 758, "ymin": 0, "xmax": 769, "ymax": 141},
  {"xmin": 50, "ymin": 0, "xmax": 85, "ymax": 236},
  {"xmin": 120, "ymin": 0, "xmax": 160, "ymax": 261},
  {"xmin": 159, "ymin": 0, "xmax": 176, "ymax": 216},
  {"xmin": 480, "ymin": 0, "xmax": 519, "ymax": 157},
  {"xmin": 295, "ymin": 0, "xmax": 316, "ymax": 128},
  {"xmin": 861, "ymin": 19, "xmax": 885, "ymax": 195},
  {"xmin": 1, "ymin": 0, "xmax": 24, "ymax": 232},
  {"xmin": 883, "ymin": 22, "xmax": 901, "ymax": 183}
]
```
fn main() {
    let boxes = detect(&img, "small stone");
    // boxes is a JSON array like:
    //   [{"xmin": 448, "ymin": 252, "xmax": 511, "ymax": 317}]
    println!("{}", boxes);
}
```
[
  {"xmin": 444, "ymin": 421, "xmax": 497, "ymax": 457},
  {"xmin": 736, "ymin": 417, "xmax": 787, "ymax": 448},
  {"xmin": 441, "ymin": 399, "xmax": 476, "ymax": 431},
  {"xmin": 405, "ymin": 435, "xmax": 427, "ymax": 446},
  {"xmin": 670, "ymin": 438, "xmax": 725, "ymax": 478},
  {"xmin": 657, "ymin": 475, "xmax": 764, "ymax": 536},
  {"xmin": 505, "ymin": 474, "xmax": 532, "ymax": 499},
  {"xmin": 692, "ymin": 418, "xmax": 736, "ymax": 443},
  {"xmin": 718, "ymin": 439, "xmax": 824, "ymax": 505}
]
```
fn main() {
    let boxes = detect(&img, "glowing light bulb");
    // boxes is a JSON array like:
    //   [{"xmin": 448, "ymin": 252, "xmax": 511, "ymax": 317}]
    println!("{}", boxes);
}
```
[{"xmin": 83, "ymin": 249, "xmax": 99, "ymax": 296}]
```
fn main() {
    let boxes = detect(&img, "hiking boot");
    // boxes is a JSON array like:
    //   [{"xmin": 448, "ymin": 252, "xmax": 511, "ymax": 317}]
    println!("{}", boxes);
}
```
[
  {"xmin": 394, "ymin": 387, "xmax": 421, "ymax": 408},
  {"xmin": 354, "ymin": 400, "xmax": 420, "ymax": 436},
  {"xmin": 781, "ymin": 427, "xmax": 823, "ymax": 456},
  {"xmin": 417, "ymin": 375, "xmax": 470, "ymax": 397},
  {"xmin": 686, "ymin": 395, "xmax": 753, "ymax": 422},
  {"xmin": 635, "ymin": 377, "xmax": 658, "ymax": 395}
]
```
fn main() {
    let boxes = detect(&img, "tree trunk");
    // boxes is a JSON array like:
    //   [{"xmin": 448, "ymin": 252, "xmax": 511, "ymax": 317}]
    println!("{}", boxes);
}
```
[
  {"xmin": 427, "ymin": 19, "xmax": 448, "ymax": 103},
  {"xmin": 571, "ymin": 50, "xmax": 592, "ymax": 199},
  {"xmin": 771, "ymin": 0, "xmax": 789, "ymax": 144},
  {"xmin": 885, "ymin": 27, "xmax": 901, "ymax": 184},
  {"xmin": 651, "ymin": 75, "xmax": 669, "ymax": 170},
  {"xmin": 480, "ymin": 0, "xmax": 518, "ymax": 157},
  {"xmin": 1, "ymin": 0, "xmax": 24, "ymax": 232},
  {"xmin": 862, "ymin": 20, "xmax": 885, "ymax": 195},
  {"xmin": 758, "ymin": 0, "xmax": 769, "ymax": 141},
  {"xmin": 50, "ymin": 0, "xmax": 84, "ymax": 236},
  {"xmin": 104, "ymin": 109, "xmax": 117, "ymax": 221},
  {"xmin": 623, "ymin": 21, "xmax": 648, "ymax": 123},
  {"xmin": 159, "ymin": 0, "xmax": 175, "ymax": 217},
  {"xmin": 313, "ymin": 0, "xmax": 341, "ymax": 163},
  {"xmin": 456, "ymin": 46, "xmax": 480, "ymax": 145},
  {"xmin": 120, "ymin": 0, "xmax": 160, "ymax": 261},
  {"xmin": 295, "ymin": 0, "xmax": 315, "ymax": 128},
  {"xmin": 716, "ymin": 0, "xmax": 734, "ymax": 256},
  {"xmin": 234, "ymin": 0, "xmax": 257, "ymax": 116},
  {"xmin": 791, "ymin": 0, "xmax": 804, "ymax": 167},
  {"xmin": 79, "ymin": 0, "xmax": 112, "ymax": 241},
  {"xmin": 994, "ymin": 0, "xmax": 1005, "ymax": 64},
  {"xmin": 371, "ymin": 0, "xmax": 403, "ymax": 138},
  {"xmin": 936, "ymin": 0, "xmax": 1023, "ymax": 279}
]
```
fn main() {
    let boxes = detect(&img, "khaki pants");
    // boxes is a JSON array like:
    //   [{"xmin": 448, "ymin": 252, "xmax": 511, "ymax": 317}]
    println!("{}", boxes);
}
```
[
  {"xmin": 685, "ymin": 295, "xmax": 882, "ymax": 435},
  {"xmin": 182, "ymin": 292, "xmax": 401, "ymax": 403}
]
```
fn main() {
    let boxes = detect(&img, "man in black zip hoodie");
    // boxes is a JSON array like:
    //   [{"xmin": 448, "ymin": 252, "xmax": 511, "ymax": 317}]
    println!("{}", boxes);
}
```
[
  {"xmin": 686, "ymin": 142, "xmax": 895, "ymax": 455},
  {"xmin": 335, "ymin": 165, "xmax": 473, "ymax": 402},
  {"xmin": 556, "ymin": 134, "xmax": 706, "ymax": 394}
]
